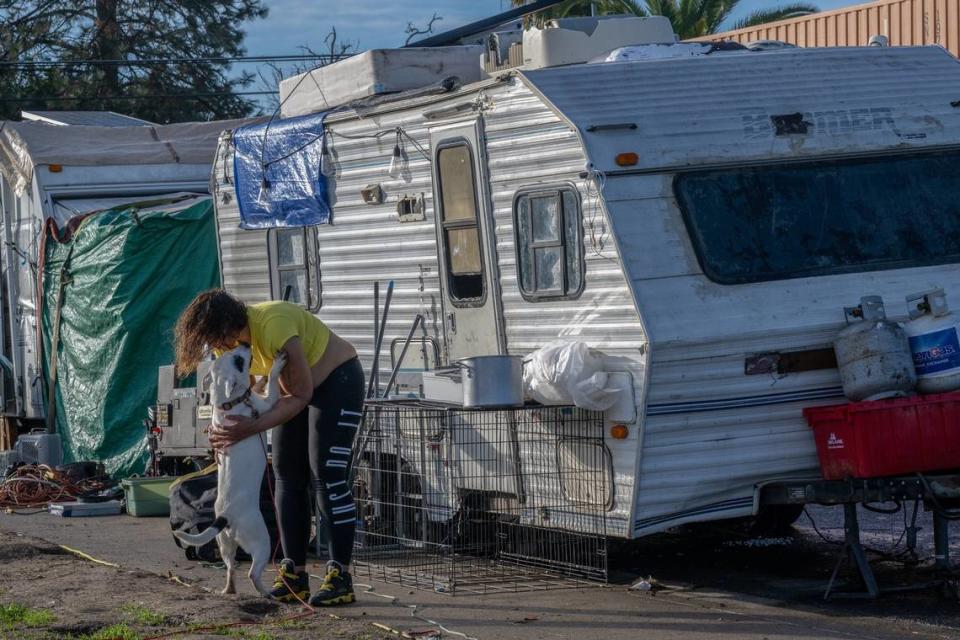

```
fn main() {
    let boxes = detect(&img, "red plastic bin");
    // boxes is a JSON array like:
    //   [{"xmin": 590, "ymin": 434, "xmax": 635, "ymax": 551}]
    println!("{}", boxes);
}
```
[{"xmin": 803, "ymin": 391, "xmax": 960, "ymax": 480}]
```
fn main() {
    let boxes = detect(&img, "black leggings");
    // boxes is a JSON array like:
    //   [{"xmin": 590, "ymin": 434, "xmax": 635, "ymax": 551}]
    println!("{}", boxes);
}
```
[{"xmin": 272, "ymin": 357, "xmax": 364, "ymax": 568}]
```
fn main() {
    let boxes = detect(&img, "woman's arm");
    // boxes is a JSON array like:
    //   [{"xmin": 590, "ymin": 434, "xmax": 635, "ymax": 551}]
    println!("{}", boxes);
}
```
[
  {"xmin": 207, "ymin": 336, "xmax": 313, "ymax": 449},
  {"xmin": 250, "ymin": 335, "xmax": 314, "ymax": 430}
]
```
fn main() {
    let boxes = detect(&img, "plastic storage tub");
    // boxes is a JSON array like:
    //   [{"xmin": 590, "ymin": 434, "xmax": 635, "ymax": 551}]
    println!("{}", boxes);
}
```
[
  {"xmin": 803, "ymin": 391, "xmax": 960, "ymax": 480},
  {"xmin": 121, "ymin": 476, "xmax": 174, "ymax": 517}
]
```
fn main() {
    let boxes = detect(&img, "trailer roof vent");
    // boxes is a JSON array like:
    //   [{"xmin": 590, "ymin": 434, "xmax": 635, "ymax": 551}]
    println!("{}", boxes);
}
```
[{"xmin": 523, "ymin": 15, "xmax": 676, "ymax": 69}]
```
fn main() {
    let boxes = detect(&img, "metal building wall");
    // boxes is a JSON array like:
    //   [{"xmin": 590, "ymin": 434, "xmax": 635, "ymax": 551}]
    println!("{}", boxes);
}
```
[{"xmin": 697, "ymin": 0, "xmax": 960, "ymax": 57}]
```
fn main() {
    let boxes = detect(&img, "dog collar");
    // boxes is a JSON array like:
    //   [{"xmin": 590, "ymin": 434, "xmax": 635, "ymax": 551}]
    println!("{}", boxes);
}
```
[{"xmin": 220, "ymin": 387, "xmax": 252, "ymax": 412}]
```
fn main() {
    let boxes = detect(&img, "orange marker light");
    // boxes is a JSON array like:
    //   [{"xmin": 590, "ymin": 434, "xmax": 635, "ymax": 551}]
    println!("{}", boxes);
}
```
[
  {"xmin": 48, "ymin": 164, "xmax": 63, "ymax": 173},
  {"xmin": 610, "ymin": 424, "xmax": 629, "ymax": 439},
  {"xmin": 614, "ymin": 152, "xmax": 638, "ymax": 167}
]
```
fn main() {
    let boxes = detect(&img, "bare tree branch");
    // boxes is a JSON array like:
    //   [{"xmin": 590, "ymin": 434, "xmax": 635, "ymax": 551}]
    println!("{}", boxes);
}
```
[{"xmin": 405, "ymin": 12, "xmax": 442, "ymax": 46}]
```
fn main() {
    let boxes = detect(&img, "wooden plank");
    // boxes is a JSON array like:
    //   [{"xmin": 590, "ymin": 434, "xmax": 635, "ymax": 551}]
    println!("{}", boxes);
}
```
[{"xmin": 948, "ymin": 0, "xmax": 959, "ymax": 54}]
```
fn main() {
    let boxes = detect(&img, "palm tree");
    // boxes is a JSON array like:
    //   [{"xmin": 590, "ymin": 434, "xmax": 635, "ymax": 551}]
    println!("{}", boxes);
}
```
[{"xmin": 512, "ymin": 0, "xmax": 819, "ymax": 39}]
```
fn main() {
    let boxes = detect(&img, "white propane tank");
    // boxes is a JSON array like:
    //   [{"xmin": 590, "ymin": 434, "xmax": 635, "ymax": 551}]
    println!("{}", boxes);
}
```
[
  {"xmin": 904, "ymin": 289, "xmax": 960, "ymax": 394},
  {"xmin": 833, "ymin": 296, "xmax": 917, "ymax": 401}
]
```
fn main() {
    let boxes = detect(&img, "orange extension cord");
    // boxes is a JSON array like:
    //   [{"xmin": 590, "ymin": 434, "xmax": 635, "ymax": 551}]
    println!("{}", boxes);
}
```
[{"xmin": 0, "ymin": 464, "xmax": 110, "ymax": 508}]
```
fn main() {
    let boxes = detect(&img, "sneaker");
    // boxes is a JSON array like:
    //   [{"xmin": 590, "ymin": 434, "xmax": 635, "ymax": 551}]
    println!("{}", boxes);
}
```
[
  {"xmin": 309, "ymin": 563, "xmax": 355, "ymax": 606},
  {"xmin": 269, "ymin": 559, "xmax": 309, "ymax": 603}
]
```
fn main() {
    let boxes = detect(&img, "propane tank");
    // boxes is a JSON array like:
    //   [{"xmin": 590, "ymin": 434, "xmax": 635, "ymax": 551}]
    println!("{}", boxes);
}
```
[
  {"xmin": 833, "ymin": 296, "xmax": 916, "ymax": 401},
  {"xmin": 904, "ymin": 289, "xmax": 960, "ymax": 394}
]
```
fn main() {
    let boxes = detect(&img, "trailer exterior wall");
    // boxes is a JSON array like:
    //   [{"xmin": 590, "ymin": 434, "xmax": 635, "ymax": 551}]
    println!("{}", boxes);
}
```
[
  {"xmin": 694, "ymin": 0, "xmax": 960, "ymax": 57},
  {"xmin": 213, "ymin": 78, "xmax": 646, "ymax": 538},
  {"xmin": 483, "ymin": 77, "xmax": 647, "ymax": 538},
  {"xmin": 521, "ymin": 46, "xmax": 960, "ymax": 535}
]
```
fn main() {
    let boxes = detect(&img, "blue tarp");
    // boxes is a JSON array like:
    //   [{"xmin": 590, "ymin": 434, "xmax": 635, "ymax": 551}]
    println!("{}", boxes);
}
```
[{"xmin": 233, "ymin": 111, "xmax": 331, "ymax": 229}]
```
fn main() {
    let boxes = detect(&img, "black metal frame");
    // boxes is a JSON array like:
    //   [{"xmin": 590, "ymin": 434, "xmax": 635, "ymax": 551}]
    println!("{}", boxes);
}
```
[
  {"xmin": 352, "ymin": 399, "xmax": 610, "ymax": 594},
  {"xmin": 760, "ymin": 472, "xmax": 960, "ymax": 599}
]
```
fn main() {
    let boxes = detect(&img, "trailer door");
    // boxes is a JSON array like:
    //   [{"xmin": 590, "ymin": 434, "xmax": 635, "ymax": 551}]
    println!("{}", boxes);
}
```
[{"xmin": 429, "ymin": 120, "xmax": 504, "ymax": 362}]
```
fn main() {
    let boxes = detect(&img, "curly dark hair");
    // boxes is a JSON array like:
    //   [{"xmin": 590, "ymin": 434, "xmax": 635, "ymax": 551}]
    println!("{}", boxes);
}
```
[{"xmin": 174, "ymin": 288, "xmax": 248, "ymax": 375}]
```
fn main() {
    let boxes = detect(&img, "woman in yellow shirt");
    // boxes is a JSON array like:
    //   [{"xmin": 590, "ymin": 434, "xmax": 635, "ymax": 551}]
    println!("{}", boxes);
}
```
[{"xmin": 174, "ymin": 289, "xmax": 363, "ymax": 606}]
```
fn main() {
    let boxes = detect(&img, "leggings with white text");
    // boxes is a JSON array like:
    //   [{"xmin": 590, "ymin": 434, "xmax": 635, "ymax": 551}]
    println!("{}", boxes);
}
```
[{"xmin": 272, "ymin": 357, "xmax": 364, "ymax": 568}]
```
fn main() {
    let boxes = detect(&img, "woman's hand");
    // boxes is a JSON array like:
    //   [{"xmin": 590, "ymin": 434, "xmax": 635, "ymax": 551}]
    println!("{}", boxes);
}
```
[{"xmin": 207, "ymin": 414, "xmax": 262, "ymax": 451}]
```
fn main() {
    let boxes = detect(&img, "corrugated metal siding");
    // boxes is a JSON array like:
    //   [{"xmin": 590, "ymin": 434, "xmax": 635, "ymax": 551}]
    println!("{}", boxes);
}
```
[
  {"xmin": 521, "ymin": 46, "xmax": 960, "ymax": 175},
  {"xmin": 213, "ymin": 79, "xmax": 648, "ymax": 538},
  {"xmin": 213, "ymin": 113, "xmax": 444, "ymax": 371},
  {"xmin": 484, "ymin": 78, "xmax": 648, "ymax": 536},
  {"xmin": 698, "ymin": 0, "xmax": 960, "ymax": 57}
]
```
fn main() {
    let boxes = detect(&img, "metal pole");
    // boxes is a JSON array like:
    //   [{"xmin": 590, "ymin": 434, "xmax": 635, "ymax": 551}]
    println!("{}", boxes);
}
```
[
  {"xmin": 367, "ymin": 280, "xmax": 394, "ymax": 399},
  {"xmin": 934, "ymin": 510, "xmax": 951, "ymax": 570},
  {"xmin": 368, "ymin": 281, "xmax": 379, "ymax": 399}
]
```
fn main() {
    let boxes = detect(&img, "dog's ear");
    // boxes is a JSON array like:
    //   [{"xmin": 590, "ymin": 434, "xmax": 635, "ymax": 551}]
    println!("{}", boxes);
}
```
[{"xmin": 232, "ymin": 355, "xmax": 245, "ymax": 373}]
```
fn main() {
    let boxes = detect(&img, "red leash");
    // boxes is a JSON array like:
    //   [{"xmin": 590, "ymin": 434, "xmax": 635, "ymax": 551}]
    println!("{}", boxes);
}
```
[{"xmin": 259, "ymin": 432, "xmax": 317, "ymax": 612}]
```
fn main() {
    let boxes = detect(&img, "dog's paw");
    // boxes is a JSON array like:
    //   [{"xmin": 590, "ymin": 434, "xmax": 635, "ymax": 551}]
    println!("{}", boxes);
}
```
[{"xmin": 271, "ymin": 351, "xmax": 288, "ymax": 373}]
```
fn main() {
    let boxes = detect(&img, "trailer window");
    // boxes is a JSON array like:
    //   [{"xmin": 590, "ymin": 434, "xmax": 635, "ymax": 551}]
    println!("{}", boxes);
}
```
[
  {"xmin": 437, "ymin": 143, "xmax": 485, "ymax": 303},
  {"xmin": 269, "ymin": 227, "xmax": 321, "ymax": 310},
  {"xmin": 675, "ymin": 152, "xmax": 960, "ymax": 284},
  {"xmin": 514, "ymin": 187, "xmax": 583, "ymax": 299}
]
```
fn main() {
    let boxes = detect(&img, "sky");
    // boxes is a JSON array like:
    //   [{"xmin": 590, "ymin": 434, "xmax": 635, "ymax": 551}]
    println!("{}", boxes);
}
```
[
  {"xmin": 238, "ymin": 0, "xmax": 864, "ymax": 104},
  {"xmin": 242, "ymin": 0, "xmax": 865, "ymax": 56}
]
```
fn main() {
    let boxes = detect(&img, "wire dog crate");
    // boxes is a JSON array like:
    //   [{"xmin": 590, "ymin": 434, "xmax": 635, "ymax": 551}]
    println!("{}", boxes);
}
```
[{"xmin": 352, "ymin": 399, "xmax": 610, "ymax": 594}]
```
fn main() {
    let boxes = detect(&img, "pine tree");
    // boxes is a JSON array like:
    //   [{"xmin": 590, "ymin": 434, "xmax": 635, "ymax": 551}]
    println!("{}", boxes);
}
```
[{"xmin": 0, "ymin": 1, "xmax": 269, "ymax": 123}]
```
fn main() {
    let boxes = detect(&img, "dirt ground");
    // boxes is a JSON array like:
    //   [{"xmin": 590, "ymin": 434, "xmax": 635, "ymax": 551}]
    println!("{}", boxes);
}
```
[
  {"xmin": 0, "ymin": 533, "xmax": 393, "ymax": 640},
  {"xmin": 0, "ymin": 503, "xmax": 958, "ymax": 640}
]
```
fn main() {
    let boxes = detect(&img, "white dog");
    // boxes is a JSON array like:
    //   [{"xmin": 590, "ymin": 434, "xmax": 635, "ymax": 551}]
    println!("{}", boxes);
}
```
[{"xmin": 173, "ymin": 344, "xmax": 285, "ymax": 596}]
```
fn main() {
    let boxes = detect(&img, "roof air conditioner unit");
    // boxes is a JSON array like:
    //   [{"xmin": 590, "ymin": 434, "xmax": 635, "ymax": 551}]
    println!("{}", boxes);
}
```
[{"xmin": 523, "ymin": 15, "xmax": 676, "ymax": 69}]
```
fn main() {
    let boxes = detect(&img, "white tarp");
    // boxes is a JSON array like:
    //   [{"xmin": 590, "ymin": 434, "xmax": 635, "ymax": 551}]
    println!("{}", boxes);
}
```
[{"xmin": 0, "ymin": 117, "xmax": 262, "ymax": 196}]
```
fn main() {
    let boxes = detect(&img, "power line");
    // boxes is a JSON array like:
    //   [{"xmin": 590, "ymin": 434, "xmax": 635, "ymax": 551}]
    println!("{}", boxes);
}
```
[
  {"xmin": 0, "ymin": 91, "xmax": 277, "ymax": 103},
  {"xmin": 0, "ymin": 54, "xmax": 350, "ymax": 68}
]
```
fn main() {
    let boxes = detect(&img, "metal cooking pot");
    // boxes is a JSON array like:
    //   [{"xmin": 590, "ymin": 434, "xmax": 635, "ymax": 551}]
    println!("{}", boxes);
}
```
[{"xmin": 456, "ymin": 355, "xmax": 524, "ymax": 408}]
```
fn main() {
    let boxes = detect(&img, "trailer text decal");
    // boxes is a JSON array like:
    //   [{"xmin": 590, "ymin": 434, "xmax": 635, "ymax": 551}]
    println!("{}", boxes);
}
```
[{"xmin": 742, "ymin": 107, "xmax": 896, "ymax": 139}]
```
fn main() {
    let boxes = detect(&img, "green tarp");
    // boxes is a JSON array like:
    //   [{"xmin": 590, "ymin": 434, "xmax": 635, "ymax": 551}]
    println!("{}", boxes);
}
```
[{"xmin": 41, "ymin": 197, "xmax": 221, "ymax": 477}]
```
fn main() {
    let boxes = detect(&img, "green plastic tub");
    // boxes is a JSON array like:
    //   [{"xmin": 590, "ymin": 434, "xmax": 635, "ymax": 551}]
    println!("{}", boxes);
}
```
[{"xmin": 121, "ymin": 476, "xmax": 174, "ymax": 517}]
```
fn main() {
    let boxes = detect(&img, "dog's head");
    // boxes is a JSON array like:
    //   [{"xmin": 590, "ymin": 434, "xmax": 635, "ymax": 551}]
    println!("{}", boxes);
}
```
[{"xmin": 203, "ymin": 344, "xmax": 252, "ymax": 406}]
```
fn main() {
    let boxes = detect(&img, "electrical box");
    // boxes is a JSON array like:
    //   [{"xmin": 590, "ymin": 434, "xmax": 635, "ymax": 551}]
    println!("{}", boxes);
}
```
[{"xmin": 154, "ymin": 361, "xmax": 212, "ymax": 458}]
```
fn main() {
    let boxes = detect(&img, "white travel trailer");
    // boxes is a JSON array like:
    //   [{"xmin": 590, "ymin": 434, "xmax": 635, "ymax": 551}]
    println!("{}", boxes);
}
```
[
  {"xmin": 0, "ymin": 119, "xmax": 248, "ymax": 426},
  {"xmin": 212, "ymin": 43, "xmax": 960, "ymax": 541}
]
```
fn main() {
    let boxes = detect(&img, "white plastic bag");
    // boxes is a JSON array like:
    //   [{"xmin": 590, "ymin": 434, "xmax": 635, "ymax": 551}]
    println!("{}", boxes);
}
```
[{"xmin": 523, "ymin": 341, "xmax": 620, "ymax": 411}]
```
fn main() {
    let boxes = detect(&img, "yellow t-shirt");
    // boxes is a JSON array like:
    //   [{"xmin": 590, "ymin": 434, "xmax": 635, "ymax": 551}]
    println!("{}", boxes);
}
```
[{"xmin": 247, "ymin": 301, "xmax": 330, "ymax": 376}]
